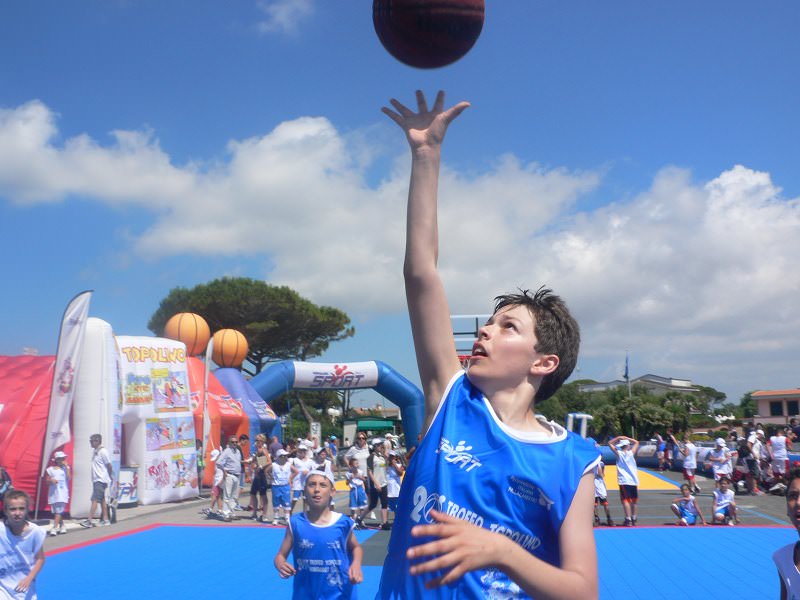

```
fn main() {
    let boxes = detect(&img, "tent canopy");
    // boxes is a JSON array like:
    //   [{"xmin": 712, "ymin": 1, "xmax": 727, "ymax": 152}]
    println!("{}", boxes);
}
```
[{"xmin": 355, "ymin": 418, "xmax": 395, "ymax": 431}]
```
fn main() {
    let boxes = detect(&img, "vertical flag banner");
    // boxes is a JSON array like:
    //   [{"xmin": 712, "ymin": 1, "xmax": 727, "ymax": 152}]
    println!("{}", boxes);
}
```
[{"xmin": 40, "ymin": 290, "xmax": 92, "ymax": 475}]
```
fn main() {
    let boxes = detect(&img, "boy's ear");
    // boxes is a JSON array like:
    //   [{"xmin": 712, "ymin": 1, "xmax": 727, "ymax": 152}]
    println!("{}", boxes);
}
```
[{"xmin": 530, "ymin": 353, "xmax": 559, "ymax": 377}]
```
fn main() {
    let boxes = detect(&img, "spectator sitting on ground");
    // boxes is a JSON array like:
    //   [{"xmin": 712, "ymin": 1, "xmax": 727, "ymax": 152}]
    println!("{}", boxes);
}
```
[
  {"xmin": 671, "ymin": 484, "xmax": 707, "ymax": 526},
  {"xmin": 712, "ymin": 476, "xmax": 739, "ymax": 525}
]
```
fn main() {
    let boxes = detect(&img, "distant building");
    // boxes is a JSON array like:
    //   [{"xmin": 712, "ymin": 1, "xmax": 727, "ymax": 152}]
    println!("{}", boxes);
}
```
[
  {"xmin": 752, "ymin": 388, "xmax": 800, "ymax": 425},
  {"xmin": 578, "ymin": 374, "xmax": 700, "ymax": 397}
]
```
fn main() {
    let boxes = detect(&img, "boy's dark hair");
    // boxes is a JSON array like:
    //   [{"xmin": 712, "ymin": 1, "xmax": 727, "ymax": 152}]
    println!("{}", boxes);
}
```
[
  {"xmin": 494, "ymin": 287, "xmax": 580, "ymax": 401},
  {"xmin": 718, "ymin": 476, "xmax": 731, "ymax": 484},
  {"xmin": 788, "ymin": 467, "xmax": 800, "ymax": 488}
]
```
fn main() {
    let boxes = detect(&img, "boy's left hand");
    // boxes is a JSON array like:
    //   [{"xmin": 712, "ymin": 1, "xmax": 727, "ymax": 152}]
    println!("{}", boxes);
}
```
[
  {"xmin": 406, "ymin": 509, "xmax": 510, "ymax": 588},
  {"xmin": 349, "ymin": 563, "xmax": 363, "ymax": 584}
]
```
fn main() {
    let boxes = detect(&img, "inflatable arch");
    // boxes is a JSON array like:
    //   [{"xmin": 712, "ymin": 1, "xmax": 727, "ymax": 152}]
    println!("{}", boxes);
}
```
[{"xmin": 250, "ymin": 361, "xmax": 424, "ymax": 447}]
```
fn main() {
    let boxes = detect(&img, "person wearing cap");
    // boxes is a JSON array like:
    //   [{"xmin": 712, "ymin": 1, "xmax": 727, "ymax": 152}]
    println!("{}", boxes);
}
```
[
  {"xmin": 386, "ymin": 450, "xmax": 405, "ymax": 521},
  {"xmin": 289, "ymin": 444, "xmax": 315, "ymax": 515},
  {"xmin": 609, "ymin": 435, "xmax": 640, "ymax": 526},
  {"xmin": 708, "ymin": 437, "xmax": 733, "ymax": 489},
  {"xmin": 745, "ymin": 428, "xmax": 765, "ymax": 494},
  {"xmin": 270, "ymin": 449, "xmax": 292, "ymax": 525},
  {"xmin": 366, "ymin": 439, "xmax": 390, "ymax": 530},
  {"xmin": 202, "ymin": 448, "xmax": 224, "ymax": 517},
  {"xmin": 46, "ymin": 451, "xmax": 71, "ymax": 536},
  {"xmin": 326, "ymin": 435, "xmax": 340, "ymax": 477}
]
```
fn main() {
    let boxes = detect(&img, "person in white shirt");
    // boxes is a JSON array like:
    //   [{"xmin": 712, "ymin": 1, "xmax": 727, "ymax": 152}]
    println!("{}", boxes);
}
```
[
  {"xmin": 672, "ymin": 433, "xmax": 700, "ymax": 494},
  {"xmin": 770, "ymin": 428, "xmax": 790, "ymax": 488},
  {"xmin": 609, "ymin": 435, "xmax": 640, "ymax": 527},
  {"xmin": 708, "ymin": 437, "xmax": 732, "ymax": 486},
  {"xmin": 80, "ymin": 434, "xmax": 113, "ymax": 528},
  {"xmin": 0, "ymin": 490, "xmax": 46, "ymax": 598},
  {"xmin": 289, "ymin": 444, "xmax": 315, "ymax": 515},
  {"xmin": 712, "ymin": 476, "xmax": 739, "ymax": 525},
  {"xmin": 46, "ymin": 451, "xmax": 71, "ymax": 536},
  {"xmin": 774, "ymin": 467, "xmax": 800, "ymax": 599}
]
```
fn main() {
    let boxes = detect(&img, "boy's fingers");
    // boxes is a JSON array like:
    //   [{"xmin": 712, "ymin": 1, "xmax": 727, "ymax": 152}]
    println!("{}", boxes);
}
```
[
  {"xmin": 415, "ymin": 90, "xmax": 429, "ymax": 113},
  {"xmin": 432, "ymin": 90, "xmax": 445, "ymax": 113},
  {"xmin": 390, "ymin": 98, "xmax": 414, "ymax": 117},
  {"xmin": 442, "ymin": 102, "xmax": 471, "ymax": 125}
]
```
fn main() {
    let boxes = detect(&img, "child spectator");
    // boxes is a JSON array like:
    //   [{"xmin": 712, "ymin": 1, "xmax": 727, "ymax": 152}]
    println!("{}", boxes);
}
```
[
  {"xmin": 270, "ymin": 449, "xmax": 292, "ymax": 525},
  {"xmin": 0, "ymin": 490, "xmax": 46, "ymax": 598},
  {"xmin": 274, "ymin": 470, "xmax": 363, "ymax": 599},
  {"xmin": 46, "ymin": 451, "xmax": 71, "ymax": 536},
  {"xmin": 672, "ymin": 433, "xmax": 700, "ymax": 494},
  {"xmin": 202, "ymin": 448, "xmax": 223, "ymax": 517},
  {"xmin": 609, "ymin": 436, "xmax": 640, "ymax": 526},
  {"xmin": 289, "ymin": 444, "xmax": 314, "ymax": 515},
  {"xmin": 712, "ymin": 476, "xmax": 739, "ymax": 525},
  {"xmin": 708, "ymin": 438, "xmax": 733, "ymax": 487},
  {"xmin": 376, "ymin": 90, "xmax": 600, "ymax": 598},
  {"xmin": 593, "ymin": 455, "xmax": 614, "ymax": 527},
  {"xmin": 346, "ymin": 457, "xmax": 368, "ymax": 529},
  {"xmin": 386, "ymin": 451, "xmax": 405, "ymax": 524},
  {"xmin": 670, "ymin": 484, "xmax": 706, "ymax": 526},
  {"xmin": 774, "ymin": 467, "xmax": 800, "ymax": 598}
]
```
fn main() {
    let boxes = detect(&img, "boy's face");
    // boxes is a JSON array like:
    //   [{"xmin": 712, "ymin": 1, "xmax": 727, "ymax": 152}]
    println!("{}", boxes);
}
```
[
  {"xmin": 3, "ymin": 497, "xmax": 28, "ymax": 526},
  {"xmin": 468, "ymin": 305, "xmax": 556, "ymax": 390},
  {"xmin": 350, "ymin": 460, "xmax": 359, "ymax": 471},
  {"xmin": 787, "ymin": 479, "xmax": 800, "ymax": 530},
  {"xmin": 305, "ymin": 474, "xmax": 334, "ymax": 507},
  {"xmin": 719, "ymin": 480, "xmax": 730, "ymax": 492},
  {"xmin": 681, "ymin": 487, "xmax": 691, "ymax": 498}
]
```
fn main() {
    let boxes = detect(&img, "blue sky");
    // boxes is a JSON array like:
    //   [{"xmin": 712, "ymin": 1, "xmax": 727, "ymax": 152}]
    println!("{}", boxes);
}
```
[{"xmin": 1, "ymin": 1, "xmax": 799, "ymax": 409}]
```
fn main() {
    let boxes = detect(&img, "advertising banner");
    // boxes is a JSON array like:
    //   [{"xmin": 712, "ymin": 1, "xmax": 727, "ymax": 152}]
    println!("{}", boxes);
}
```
[
  {"xmin": 293, "ymin": 361, "xmax": 379, "ymax": 390},
  {"xmin": 116, "ymin": 336, "xmax": 198, "ymax": 504}
]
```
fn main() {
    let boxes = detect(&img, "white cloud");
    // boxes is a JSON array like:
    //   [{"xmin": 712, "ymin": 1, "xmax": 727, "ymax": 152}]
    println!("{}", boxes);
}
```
[
  {"xmin": 256, "ymin": 0, "xmax": 315, "ymax": 35},
  {"xmin": 1, "ymin": 99, "xmax": 799, "ymax": 401}
]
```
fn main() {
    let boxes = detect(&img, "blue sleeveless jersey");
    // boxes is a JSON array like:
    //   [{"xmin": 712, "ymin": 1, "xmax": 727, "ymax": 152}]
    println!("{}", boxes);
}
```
[
  {"xmin": 290, "ymin": 512, "xmax": 357, "ymax": 600},
  {"xmin": 377, "ymin": 372, "xmax": 600, "ymax": 599}
]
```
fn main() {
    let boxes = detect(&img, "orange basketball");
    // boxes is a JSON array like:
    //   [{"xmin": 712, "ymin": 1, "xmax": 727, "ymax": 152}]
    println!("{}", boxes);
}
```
[
  {"xmin": 212, "ymin": 329, "xmax": 249, "ymax": 369},
  {"xmin": 163, "ymin": 313, "xmax": 210, "ymax": 356}
]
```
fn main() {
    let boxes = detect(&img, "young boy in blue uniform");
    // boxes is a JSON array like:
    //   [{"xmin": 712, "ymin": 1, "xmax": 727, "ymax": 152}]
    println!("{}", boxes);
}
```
[
  {"xmin": 274, "ymin": 469, "xmax": 363, "ymax": 599},
  {"xmin": 377, "ymin": 91, "xmax": 600, "ymax": 599}
]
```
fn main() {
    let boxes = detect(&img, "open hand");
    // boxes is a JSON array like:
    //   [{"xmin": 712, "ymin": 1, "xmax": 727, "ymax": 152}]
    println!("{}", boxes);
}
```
[
  {"xmin": 406, "ymin": 508, "xmax": 510, "ymax": 589},
  {"xmin": 382, "ymin": 90, "xmax": 469, "ymax": 153}
]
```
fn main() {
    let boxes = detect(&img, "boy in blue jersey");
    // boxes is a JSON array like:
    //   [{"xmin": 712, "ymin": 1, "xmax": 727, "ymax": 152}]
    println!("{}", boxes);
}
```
[
  {"xmin": 377, "ymin": 90, "xmax": 600, "ymax": 599},
  {"xmin": 274, "ymin": 469, "xmax": 363, "ymax": 599}
]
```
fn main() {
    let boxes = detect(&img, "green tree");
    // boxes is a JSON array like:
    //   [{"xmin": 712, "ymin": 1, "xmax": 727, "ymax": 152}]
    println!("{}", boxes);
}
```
[
  {"xmin": 148, "ymin": 277, "xmax": 355, "ymax": 375},
  {"xmin": 739, "ymin": 392, "xmax": 757, "ymax": 419}
]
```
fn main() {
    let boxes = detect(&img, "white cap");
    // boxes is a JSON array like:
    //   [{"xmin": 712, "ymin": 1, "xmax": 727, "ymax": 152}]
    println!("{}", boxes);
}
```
[
  {"xmin": 306, "ymin": 468, "xmax": 336, "ymax": 486},
  {"xmin": 617, "ymin": 439, "xmax": 631, "ymax": 448},
  {"xmin": 297, "ymin": 444, "xmax": 309, "ymax": 451},
  {"xmin": 276, "ymin": 449, "xmax": 289, "ymax": 457},
  {"xmin": 54, "ymin": 451, "xmax": 67, "ymax": 459},
  {"xmin": 756, "ymin": 429, "xmax": 765, "ymax": 436},
  {"xmin": 371, "ymin": 438, "xmax": 384, "ymax": 447},
  {"xmin": 314, "ymin": 446, "xmax": 326, "ymax": 455},
  {"xmin": 715, "ymin": 437, "xmax": 726, "ymax": 446}
]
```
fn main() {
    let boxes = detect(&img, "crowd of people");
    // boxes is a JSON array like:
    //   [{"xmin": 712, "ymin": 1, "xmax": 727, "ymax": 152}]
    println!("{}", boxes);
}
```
[{"xmin": 200, "ymin": 430, "xmax": 407, "ymax": 530}]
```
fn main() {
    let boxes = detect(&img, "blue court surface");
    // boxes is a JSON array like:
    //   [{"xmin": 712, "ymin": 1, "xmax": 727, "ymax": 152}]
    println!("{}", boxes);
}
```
[{"xmin": 40, "ymin": 524, "xmax": 796, "ymax": 599}]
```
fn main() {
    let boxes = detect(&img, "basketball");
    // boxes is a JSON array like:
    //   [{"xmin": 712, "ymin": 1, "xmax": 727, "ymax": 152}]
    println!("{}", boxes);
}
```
[
  {"xmin": 163, "ymin": 313, "xmax": 210, "ymax": 356},
  {"xmin": 373, "ymin": 0, "xmax": 485, "ymax": 69},
  {"xmin": 212, "ymin": 329, "xmax": 249, "ymax": 369}
]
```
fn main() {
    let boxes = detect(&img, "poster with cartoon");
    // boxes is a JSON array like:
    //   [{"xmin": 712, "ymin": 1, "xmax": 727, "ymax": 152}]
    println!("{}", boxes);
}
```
[{"xmin": 117, "ymin": 336, "xmax": 198, "ymax": 504}]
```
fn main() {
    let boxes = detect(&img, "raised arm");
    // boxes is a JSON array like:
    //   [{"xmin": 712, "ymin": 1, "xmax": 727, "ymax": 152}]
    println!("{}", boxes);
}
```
[{"xmin": 382, "ymin": 90, "xmax": 469, "ymax": 429}]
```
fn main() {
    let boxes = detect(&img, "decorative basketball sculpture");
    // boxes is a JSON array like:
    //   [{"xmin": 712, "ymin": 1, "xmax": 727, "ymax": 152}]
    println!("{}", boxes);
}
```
[
  {"xmin": 212, "ymin": 329, "xmax": 249, "ymax": 369},
  {"xmin": 373, "ymin": 0, "xmax": 485, "ymax": 69},
  {"xmin": 163, "ymin": 313, "xmax": 210, "ymax": 356}
]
